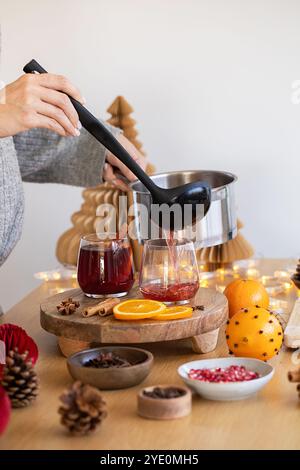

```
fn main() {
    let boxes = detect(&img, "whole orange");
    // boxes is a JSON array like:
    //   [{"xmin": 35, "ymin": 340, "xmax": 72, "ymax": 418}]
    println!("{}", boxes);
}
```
[
  {"xmin": 224, "ymin": 279, "xmax": 269, "ymax": 318},
  {"xmin": 226, "ymin": 306, "xmax": 283, "ymax": 360}
]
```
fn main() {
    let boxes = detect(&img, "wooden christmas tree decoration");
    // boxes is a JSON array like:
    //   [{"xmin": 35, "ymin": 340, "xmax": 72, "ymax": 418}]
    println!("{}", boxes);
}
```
[
  {"xmin": 107, "ymin": 96, "xmax": 143, "ymax": 153},
  {"xmin": 107, "ymin": 96, "xmax": 155, "ymax": 176},
  {"xmin": 56, "ymin": 183, "xmax": 123, "ymax": 267},
  {"xmin": 197, "ymin": 219, "xmax": 254, "ymax": 271},
  {"xmin": 56, "ymin": 97, "xmax": 151, "ymax": 270}
]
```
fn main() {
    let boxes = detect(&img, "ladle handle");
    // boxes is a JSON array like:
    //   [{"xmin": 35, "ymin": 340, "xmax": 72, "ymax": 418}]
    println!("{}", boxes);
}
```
[{"xmin": 23, "ymin": 59, "xmax": 158, "ymax": 194}]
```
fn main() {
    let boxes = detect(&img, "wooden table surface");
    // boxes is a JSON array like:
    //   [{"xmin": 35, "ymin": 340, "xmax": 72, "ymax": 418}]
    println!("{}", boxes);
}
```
[{"xmin": 1, "ymin": 259, "xmax": 300, "ymax": 450}]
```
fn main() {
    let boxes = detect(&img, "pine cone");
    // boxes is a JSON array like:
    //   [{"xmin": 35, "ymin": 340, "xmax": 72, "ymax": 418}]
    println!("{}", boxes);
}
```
[
  {"xmin": 57, "ymin": 298, "xmax": 80, "ymax": 315},
  {"xmin": 58, "ymin": 381, "xmax": 107, "ymax": 436},
  {"xmin": 1, "ymin": 349, "xmax": 39, "ymax": 408}
]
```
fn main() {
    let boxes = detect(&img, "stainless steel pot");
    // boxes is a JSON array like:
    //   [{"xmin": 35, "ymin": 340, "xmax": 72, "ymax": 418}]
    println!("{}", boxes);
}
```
[{"xmin": 129, "ymin": 170, "xmax": 237, "ymax": 248}]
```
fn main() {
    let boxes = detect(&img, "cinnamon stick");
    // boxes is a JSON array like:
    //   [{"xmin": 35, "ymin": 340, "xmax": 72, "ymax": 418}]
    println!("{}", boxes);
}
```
[
  {"xmin": 288, "ymin": 369, "xmax": 300, "ymax": 382},
  {"xmin": 82, "ymin": 298, "xmax": 120, "ymax": 318}
]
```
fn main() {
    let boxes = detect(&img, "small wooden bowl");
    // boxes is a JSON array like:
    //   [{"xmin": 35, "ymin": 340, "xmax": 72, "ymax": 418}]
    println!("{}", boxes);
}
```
[
  {"xmin": 137, "ymin": 384, "xmax": 192, "ymax": 420},
  {"xmin": 67, "ymin": 346, "xmax": 153, "ymax": 390}
]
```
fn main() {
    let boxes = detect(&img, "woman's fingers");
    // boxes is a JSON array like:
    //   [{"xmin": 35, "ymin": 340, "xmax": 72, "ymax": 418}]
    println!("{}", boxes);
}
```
[
  {"xmin": 37, "ymin": 73, "xmax": 85, "ymax": 104},
  {"xmin": 106, "ymin": 133, "xmax": 148, "ymax": 181},
  {"xmin": 106, "ymin": 152, "xmax": 147, "ymax": 181},
  {"xmin": 105, "ymin": 134, "xmax": 148, "ymax": 182},
  {"xmin": 35, "ymin": 101, "xmax": 80, "ymax": 136},
  {"xmin": 105, "ymin": 153, "xmax": 138, "ymax": 181},
  {"xmin": 1, "ymin": 73, "xmax": 84, "ymax": 137},
  {"xmin": 25, "ymin": 112, "xmax": 68, "ymax": 136},
  {"xmin": 118, "ymin": 133, "xmax": 148, "ymax": 170},
  {"xmin": 103, "ymin": 162, "xmax": 115, "ymax": 181},
  {"xmin": 34, "ymin": 73, "xmax": 84, "ymax": 129},
  {"xmin": 103, "ymin": 162, "xmax": 130, "ymax": 191},
  {"xmin": 39, "ymin": 87, "xmax": 80, "ymax": 130}
]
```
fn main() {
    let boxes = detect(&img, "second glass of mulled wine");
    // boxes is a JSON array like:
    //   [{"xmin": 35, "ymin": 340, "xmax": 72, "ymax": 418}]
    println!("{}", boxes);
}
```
[
  {"xmin": 139, "ymin": 238, "xmax": 199, "ymax": 304},
  {"xmin": 77, "ymin": 233, "xmax": 134, "ymax": 298}
]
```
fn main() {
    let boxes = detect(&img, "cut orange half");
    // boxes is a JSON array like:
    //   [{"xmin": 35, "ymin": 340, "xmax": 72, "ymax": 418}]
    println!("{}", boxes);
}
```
[
  {"xmin": 153, "ymin": 305, "xmax": 193, "ymax": 321},
  {"xmin": 113, "ymin": 299, "xmax": 166, "ymax": 320}
]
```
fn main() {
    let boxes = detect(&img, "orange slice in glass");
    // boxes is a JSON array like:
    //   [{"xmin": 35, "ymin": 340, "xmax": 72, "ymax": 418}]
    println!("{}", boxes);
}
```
[
  {"xmin": 113, "ymin": 299, "xmax": 166, "ymax": 320},
  {"xmin": 153, "ymin": 305, "xmax": 193, "ymax": 321}
]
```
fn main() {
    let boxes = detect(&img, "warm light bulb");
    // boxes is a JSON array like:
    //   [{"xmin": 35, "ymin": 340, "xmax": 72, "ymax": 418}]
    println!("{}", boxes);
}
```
[
  {"xmin": 217, "ymin": 285, "xmax": 226, "ymax": 293},
  {"xmin": 283, "ymin": 281, "xmax": 293, "ymax": 291},
  {"xmin": 246, "ymin": 268, "xmax": 260, "ymax": 279},
  {"xmin": 34, "ymin": 268, "xmax": 77, "ymax": 282},
  {"xmin": 274, "ymin": 270, "xmax": 290, "ymax": 279}
]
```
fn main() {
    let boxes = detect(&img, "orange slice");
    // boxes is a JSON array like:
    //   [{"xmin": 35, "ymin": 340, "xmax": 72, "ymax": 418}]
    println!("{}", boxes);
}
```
[
  {"xmin": 113, "ymin": 299, "xmax": 166, "ymax": 320},
  {"xmin": 153, "ymin": 305, "xmax": 193, "ymax": 321}
]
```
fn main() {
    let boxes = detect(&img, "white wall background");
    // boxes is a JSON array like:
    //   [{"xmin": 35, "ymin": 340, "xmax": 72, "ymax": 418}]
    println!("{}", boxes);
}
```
[{"xmin": 1, "ymin": 0, "xmax": 300, "ymax": 310}]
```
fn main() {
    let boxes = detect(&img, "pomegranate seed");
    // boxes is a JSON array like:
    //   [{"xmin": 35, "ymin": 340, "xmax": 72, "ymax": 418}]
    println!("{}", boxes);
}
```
[{"xmin": 187, "ymin": 365, "xmax": 259, "ymax": 383}]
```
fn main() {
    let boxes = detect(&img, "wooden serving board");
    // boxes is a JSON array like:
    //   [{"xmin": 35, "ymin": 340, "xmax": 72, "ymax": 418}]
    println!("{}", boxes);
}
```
[{"xmin": 40, "ymin": 286, "xmax": 228, "ymax": 355}]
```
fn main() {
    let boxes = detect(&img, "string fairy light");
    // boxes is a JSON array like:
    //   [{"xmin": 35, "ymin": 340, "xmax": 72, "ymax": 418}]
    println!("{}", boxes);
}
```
[
  {"xmin": 35, "ymin": 258, "xmax": 297, "ymax": 308},
  {"xmin": 34, "ymin": 267, "xmax": 77, "ymax": 282}
]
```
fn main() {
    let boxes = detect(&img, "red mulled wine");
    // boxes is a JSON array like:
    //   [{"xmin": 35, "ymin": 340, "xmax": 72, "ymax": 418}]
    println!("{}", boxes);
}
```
[
  {"xmin": 139, "ymin": 236, "xmax": 199, "ymax": 303},
  {"xmin": 140, "ymin": 281, "xmax": 199, "ymax": 302},
  {"xmin": 77, "ymin": 236, "xmax": 134, "ymax": 297}
]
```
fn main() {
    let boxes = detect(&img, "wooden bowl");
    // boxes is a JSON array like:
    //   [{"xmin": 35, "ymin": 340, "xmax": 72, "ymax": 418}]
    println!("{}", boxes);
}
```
[
  {"xmin": 137, "ymin": 384, "xmax": 192, "ymax": 420},
  {"xmin": 67, "ymin": 346, "xmax": 153, "ymax": 390}
]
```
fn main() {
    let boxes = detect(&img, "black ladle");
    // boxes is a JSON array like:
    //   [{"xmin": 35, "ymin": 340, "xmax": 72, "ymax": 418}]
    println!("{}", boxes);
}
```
[{"xmin": 23, "ymin": 60, "xmax": 211, "ymax": 229}]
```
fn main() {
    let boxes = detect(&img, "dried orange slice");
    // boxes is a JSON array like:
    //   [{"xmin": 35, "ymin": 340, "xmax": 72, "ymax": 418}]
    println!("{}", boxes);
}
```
[
  {"xmin": 113, "ymin": 299, "xmax": 166, "ymax": 320},
  {"xmin": 153, "ymin": 305, "xmax": 193, "ymax": 321}
]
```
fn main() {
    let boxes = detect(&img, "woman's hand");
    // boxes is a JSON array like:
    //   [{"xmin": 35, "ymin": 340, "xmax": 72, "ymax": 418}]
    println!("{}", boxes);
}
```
[
  {"xmin": 0, "ymin": 74, "xmax": 85, "ymax": 138},
  {"xmin": 103, "ymin": 133, "xmax": 147, "ymax": 190}
]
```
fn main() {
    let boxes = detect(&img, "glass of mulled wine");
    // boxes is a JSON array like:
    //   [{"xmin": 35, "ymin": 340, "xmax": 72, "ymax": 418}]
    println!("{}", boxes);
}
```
[
  {"xmin": 139, "ymin": 238, "xmax": 199, "ymax": 303},
  {"xmin": 77, "ymin": 233, "xmax": 134, "ymax": 298}
]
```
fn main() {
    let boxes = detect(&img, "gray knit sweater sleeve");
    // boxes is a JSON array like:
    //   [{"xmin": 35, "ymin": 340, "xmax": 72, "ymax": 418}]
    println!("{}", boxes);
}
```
[
  {"xmin": 0, "ymin": 137, "xmax": 25, "ymax": 267},
  {"xmin": 0, "ymin": 122, "xmax": 120, "ymax": 269},
  {"xmin": 14, "ymin": 122, "xmax": 120, "ymax": 187}
]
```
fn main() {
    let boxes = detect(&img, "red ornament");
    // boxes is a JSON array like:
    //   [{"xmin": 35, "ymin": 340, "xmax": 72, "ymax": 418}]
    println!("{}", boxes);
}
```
[
  {"xmin": 0, "ymin": 386, "xmax": 11, "ymax": 434},
  {"xmin": 0, "ymin": 324, "xmax": 38, "ymax": 366}
]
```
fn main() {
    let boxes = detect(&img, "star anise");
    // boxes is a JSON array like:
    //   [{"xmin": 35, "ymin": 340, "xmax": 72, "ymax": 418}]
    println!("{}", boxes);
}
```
[{"xmin": 57, "ymin": 297, "xmax": 80, "ymax": 315}]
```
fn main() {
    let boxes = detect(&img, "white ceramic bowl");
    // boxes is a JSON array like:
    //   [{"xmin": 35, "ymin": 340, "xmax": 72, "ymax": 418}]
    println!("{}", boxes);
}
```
[{"xmin": 178, "ymin": 357, "xmax": 274, "ymax": 401}]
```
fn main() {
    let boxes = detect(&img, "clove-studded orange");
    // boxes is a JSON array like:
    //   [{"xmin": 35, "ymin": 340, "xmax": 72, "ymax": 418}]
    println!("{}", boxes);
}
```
[
  {"xmin": 224, "ymin": 279, "xmax": 269, "ymax": 318},
  {"xmin": 225, "ymin": 306, "xmax": 283, "ymax": 361}
]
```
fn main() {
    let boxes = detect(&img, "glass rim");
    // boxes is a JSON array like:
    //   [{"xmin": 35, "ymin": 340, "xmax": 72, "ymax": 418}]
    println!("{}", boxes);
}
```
[
  {"xmin": 143, "ymin": 238, "xmax": 195, "ymax": 248},
  {"xmin": 81, "ymin": 232, "xmax": 128, "ymax": 242}
]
